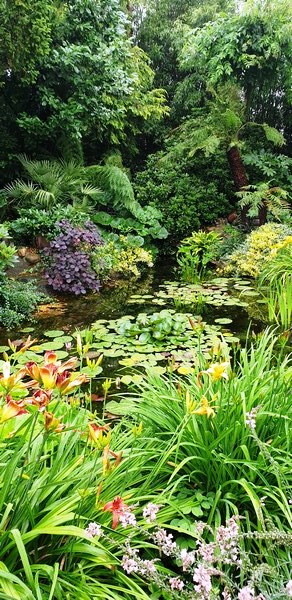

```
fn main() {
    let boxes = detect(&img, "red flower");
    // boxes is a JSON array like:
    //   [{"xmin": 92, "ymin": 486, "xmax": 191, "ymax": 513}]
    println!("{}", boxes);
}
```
[{"xmin": 103, "ymin": 496, "xmax": 129, "ymax": 529}]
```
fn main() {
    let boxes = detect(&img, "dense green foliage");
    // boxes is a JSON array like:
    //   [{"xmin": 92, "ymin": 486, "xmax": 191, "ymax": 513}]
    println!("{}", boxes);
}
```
[
  {"xmin": 0, "ymin": 330, "xmax": 291, "ymax": 598},
  {"xmin": 0, "ymin": 0, "xmax": 167, "ymax": 182},
  {"xmin": 0, "ymin": 3, "xmax": 291, "ymax": 598}
]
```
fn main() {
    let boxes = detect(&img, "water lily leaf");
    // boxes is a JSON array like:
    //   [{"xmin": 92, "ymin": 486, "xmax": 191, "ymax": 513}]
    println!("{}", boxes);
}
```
[
  {"xmin": 177, "ymin": 365, "xmax": 194, "ymax": 375},
  {"xmin": 222, "ymin": 334, "xmax": 240, "ymax": 343},
  {"xmin": 214, "ymin": 318, "xmax": 233, "ymax": 325},
  {"xmin": 17, "ymin": 351, "xmax": 43, "ymax": 364},
  {"xmin": 120, "ymin": 375, "xmax": 134, "ymax": 385},
  {"xmin": 56, "ymin": 335, "xmax": 73, "ymax": 344},
  {"xmin": 240, "ymin": 290, "xmax": 259, "ymax": 297},
  {"xmin": 54, "ymin": 350, "xmax": 69, "ymax": 359},
  {"xmin": 20, "ymin": 327, "xmax": 35, "ymax": 333},
  {"xmin": 146, "ymin": 366, "xmax": 166, "ymax": 375},
  {"xmin": 119, "ymin": 356, "xmax": 142, "ymax": 367},
  {"xmin": 39, "ymin": 340, "xmax": 65, "ymax": 351},
  {"xmin": 44, "ymin": 330, "xmax": 65, "ymax": 338}
]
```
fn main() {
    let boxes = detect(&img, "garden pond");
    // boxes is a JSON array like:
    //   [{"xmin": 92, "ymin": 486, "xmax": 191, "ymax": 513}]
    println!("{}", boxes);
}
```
[{"xmin": 0, "ymin": 262, "xmax": 272, "ymax": 395}]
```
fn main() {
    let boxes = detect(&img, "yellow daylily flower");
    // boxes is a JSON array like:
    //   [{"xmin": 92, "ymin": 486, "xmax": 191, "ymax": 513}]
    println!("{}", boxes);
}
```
[
  {"xmin": 205, "ymin": 361, "xmax": 230, "ymax": 381},
  {"xmin": 193, "ymin": 396, "xmax": 216, "ymax": 418}
]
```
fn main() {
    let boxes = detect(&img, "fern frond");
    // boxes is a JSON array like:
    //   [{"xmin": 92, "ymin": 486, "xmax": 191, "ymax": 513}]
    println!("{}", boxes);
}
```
[{"xmin": 262, "ymin": 125, "xmax": 286, "ymax": 147}]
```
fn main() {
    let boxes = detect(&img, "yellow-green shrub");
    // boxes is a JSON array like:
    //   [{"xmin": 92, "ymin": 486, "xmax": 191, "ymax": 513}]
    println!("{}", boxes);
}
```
[
  {"xmin": 223, "ymin": 223, "xmax": 292, "ymax": 278},
  {"xmin": 92, "ymin": 235, "xmax": 153, "ymax": 280}
]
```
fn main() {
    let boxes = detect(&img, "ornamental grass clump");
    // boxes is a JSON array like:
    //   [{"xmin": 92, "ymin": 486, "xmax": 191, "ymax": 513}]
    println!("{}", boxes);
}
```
[{"xmin": 44, "ymin": 219, "xmax": 104, "ymax": 294}]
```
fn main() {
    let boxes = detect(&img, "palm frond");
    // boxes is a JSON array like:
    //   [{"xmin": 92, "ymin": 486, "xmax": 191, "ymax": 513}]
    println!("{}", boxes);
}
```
[{"xmin": 3, "ymin": 180, "xmax": 38, "ymax": 200}]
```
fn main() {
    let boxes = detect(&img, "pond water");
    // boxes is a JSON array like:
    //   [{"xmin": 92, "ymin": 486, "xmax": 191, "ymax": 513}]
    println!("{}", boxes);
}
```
[{"xmin": 0, "ymin": 261, "xmax": 265, "ymax": 349}]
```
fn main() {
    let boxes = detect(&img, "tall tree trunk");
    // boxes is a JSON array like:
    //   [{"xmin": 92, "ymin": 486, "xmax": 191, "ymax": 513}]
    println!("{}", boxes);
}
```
[
  {"xmin": 258, "ymin": 203, "xmax": 267, "ymax": 225},
  {"xmin": 227, "ymin": 145, "xmax": 250, "ymax": 229}
]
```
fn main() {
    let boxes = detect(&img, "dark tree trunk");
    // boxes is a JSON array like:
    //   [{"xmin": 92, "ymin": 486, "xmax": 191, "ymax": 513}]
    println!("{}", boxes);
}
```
[
  {"xmin": 258, "ymin": 203, "xmax": 268, "ymax": 225},
  {"xmin": 227, "ymin": 145, "xmax": 250, "ymax": 228}
]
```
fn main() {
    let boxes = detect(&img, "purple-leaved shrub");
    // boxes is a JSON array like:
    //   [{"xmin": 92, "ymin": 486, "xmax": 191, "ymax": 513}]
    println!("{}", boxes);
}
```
[{"xmin": 44, "ymin": 220, "xmax": 104, "ymax": 295}]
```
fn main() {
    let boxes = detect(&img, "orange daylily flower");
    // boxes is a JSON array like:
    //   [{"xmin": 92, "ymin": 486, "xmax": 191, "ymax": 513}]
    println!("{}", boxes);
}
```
[
  {"xmin": 25, "ymin": 352, "xmax": 79, "ymax": 391},
  {"xmin": 26, "ymin": 389, "xmax": 52, "ymax": 411},
  {"xmin": 44, "ymin": 411, "xmax": 65, "ymax": 433},
  {"xmin": 0, "ymin": 362, "xmax": 32, "ymax": 397},
  {"xmin": 0, "ymin": 396, "xmax": 28, "ymax": 423},
  {"xmin": 103, "ymin": 496, "xmax": 129, "ymax": 529},
  {"xmin": 56, "ymin": 372, "xmax": 89, "ymax": 395}
]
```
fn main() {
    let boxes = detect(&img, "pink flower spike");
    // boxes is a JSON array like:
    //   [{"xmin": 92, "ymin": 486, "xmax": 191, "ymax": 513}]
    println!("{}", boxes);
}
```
[
  {"xmin": 142, "ymin": 502, "xmax": 160, "ymax": 523},
  {"xmin": 169, "ymin": 577, "xmax": 184, "ymax": 591},
  {"xmin": 238, "ymin": 586, "xmax": 255, "ymax": 600}
]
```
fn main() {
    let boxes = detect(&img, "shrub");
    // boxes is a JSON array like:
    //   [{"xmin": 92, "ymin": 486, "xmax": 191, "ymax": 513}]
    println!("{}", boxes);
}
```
[
  {"xmin": 43, "ymin": 220, "xmax": 103, "ymax": 295},
  {"xmin": 0, "ymin": 224, "xmax": 17, "ymax": 277},
  {"xmin": 217, "ymin": 224, "xmax": 245, "ymax": 258},
  {"xmin": 92, "ymin": 235, "xmax": 154, "ymax": 280},
  {"xmin": 0, "ymin": 280, "xmax": 48, "ymax": 327},
  {"xmin": 9, "ymin": 206, "xmax": 90, "ymax": 246},
  {"xmin": 223, "ymin": 223, "xmax": 292, "ymax": 277},
  {"xmin": 133, "ymin": 152, "xmax": 233, "ymax": 246}
]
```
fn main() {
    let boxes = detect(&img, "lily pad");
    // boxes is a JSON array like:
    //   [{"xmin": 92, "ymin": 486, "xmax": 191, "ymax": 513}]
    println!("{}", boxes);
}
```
[
  {"xmin": 177, "ymin": 365, "xmax": 194, "ymax": 375},
  {"xmin": 214, "ymin": 318, "xmax": 233, "ymax": 325},
  {"xmin": 39, "ymin": 340, "xmax": 65, "ymax": 351},
  {"xmin": 44, "ymin": 330, "xmax": 65, "ymax": 338},
  {"xmin": 54, "ymin": 350, "xmax": 69, "ymax": 359},
  {"xmin": 56, "ymin": 335, "xmax": 73, "ymax": 344},
  {"xmin": 20, "ymin": 327, "xmax": 35, "ymax": 333},
  {"xmin": 17, "ymin": 351, "xmax": 43, "ymax": 364},
  {"xmin": 240, "ymin": 290, "xmax": 259, "ymax": 297}
]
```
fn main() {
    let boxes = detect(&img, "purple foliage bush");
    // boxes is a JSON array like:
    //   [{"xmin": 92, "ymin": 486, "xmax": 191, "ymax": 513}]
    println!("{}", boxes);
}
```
[{"xmin": 44, "ymin": 220, "xmax": 104, "ymax": 295}]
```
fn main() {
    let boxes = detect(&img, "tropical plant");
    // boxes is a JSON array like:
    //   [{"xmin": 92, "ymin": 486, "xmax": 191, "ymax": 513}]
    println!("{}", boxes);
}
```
[
  {"xmin": 181, "ymin": 0, "xmax": 292, "ymax": 138},
  {"xmin": 177, "ymin": 230, "xmax": 222, "ymax": 282},
  {"xmin": 43, "ymin": 220, "xmax": 104, "ymax": 295},
  {"xmin": 243, "ymin": 151, "xmax": 292, "ymax": 198},
  {"xmin": 236, "ymin": 182, "xmax": 290, "ymax": 225},
  {"xmin": 0, "ymin": 0, "xmax": 168, "ymax": 180},
  {"xmin": 8, "ymin": 205, "xmax": 90, "ymax": 246},
  {"xmin": 164, "ymin": 84, "xmax": 286, "ymax": 226},
  {"xmin": 1, "ymin": 156, "xmax": 102, "ymax": 210},
  {"xmin": 133, "ymin": 151, "xmax": 232, "ymax": 246},
  {"xmin": 2, "ymin": 156, "xmax": 168, "ymax": 244}
]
